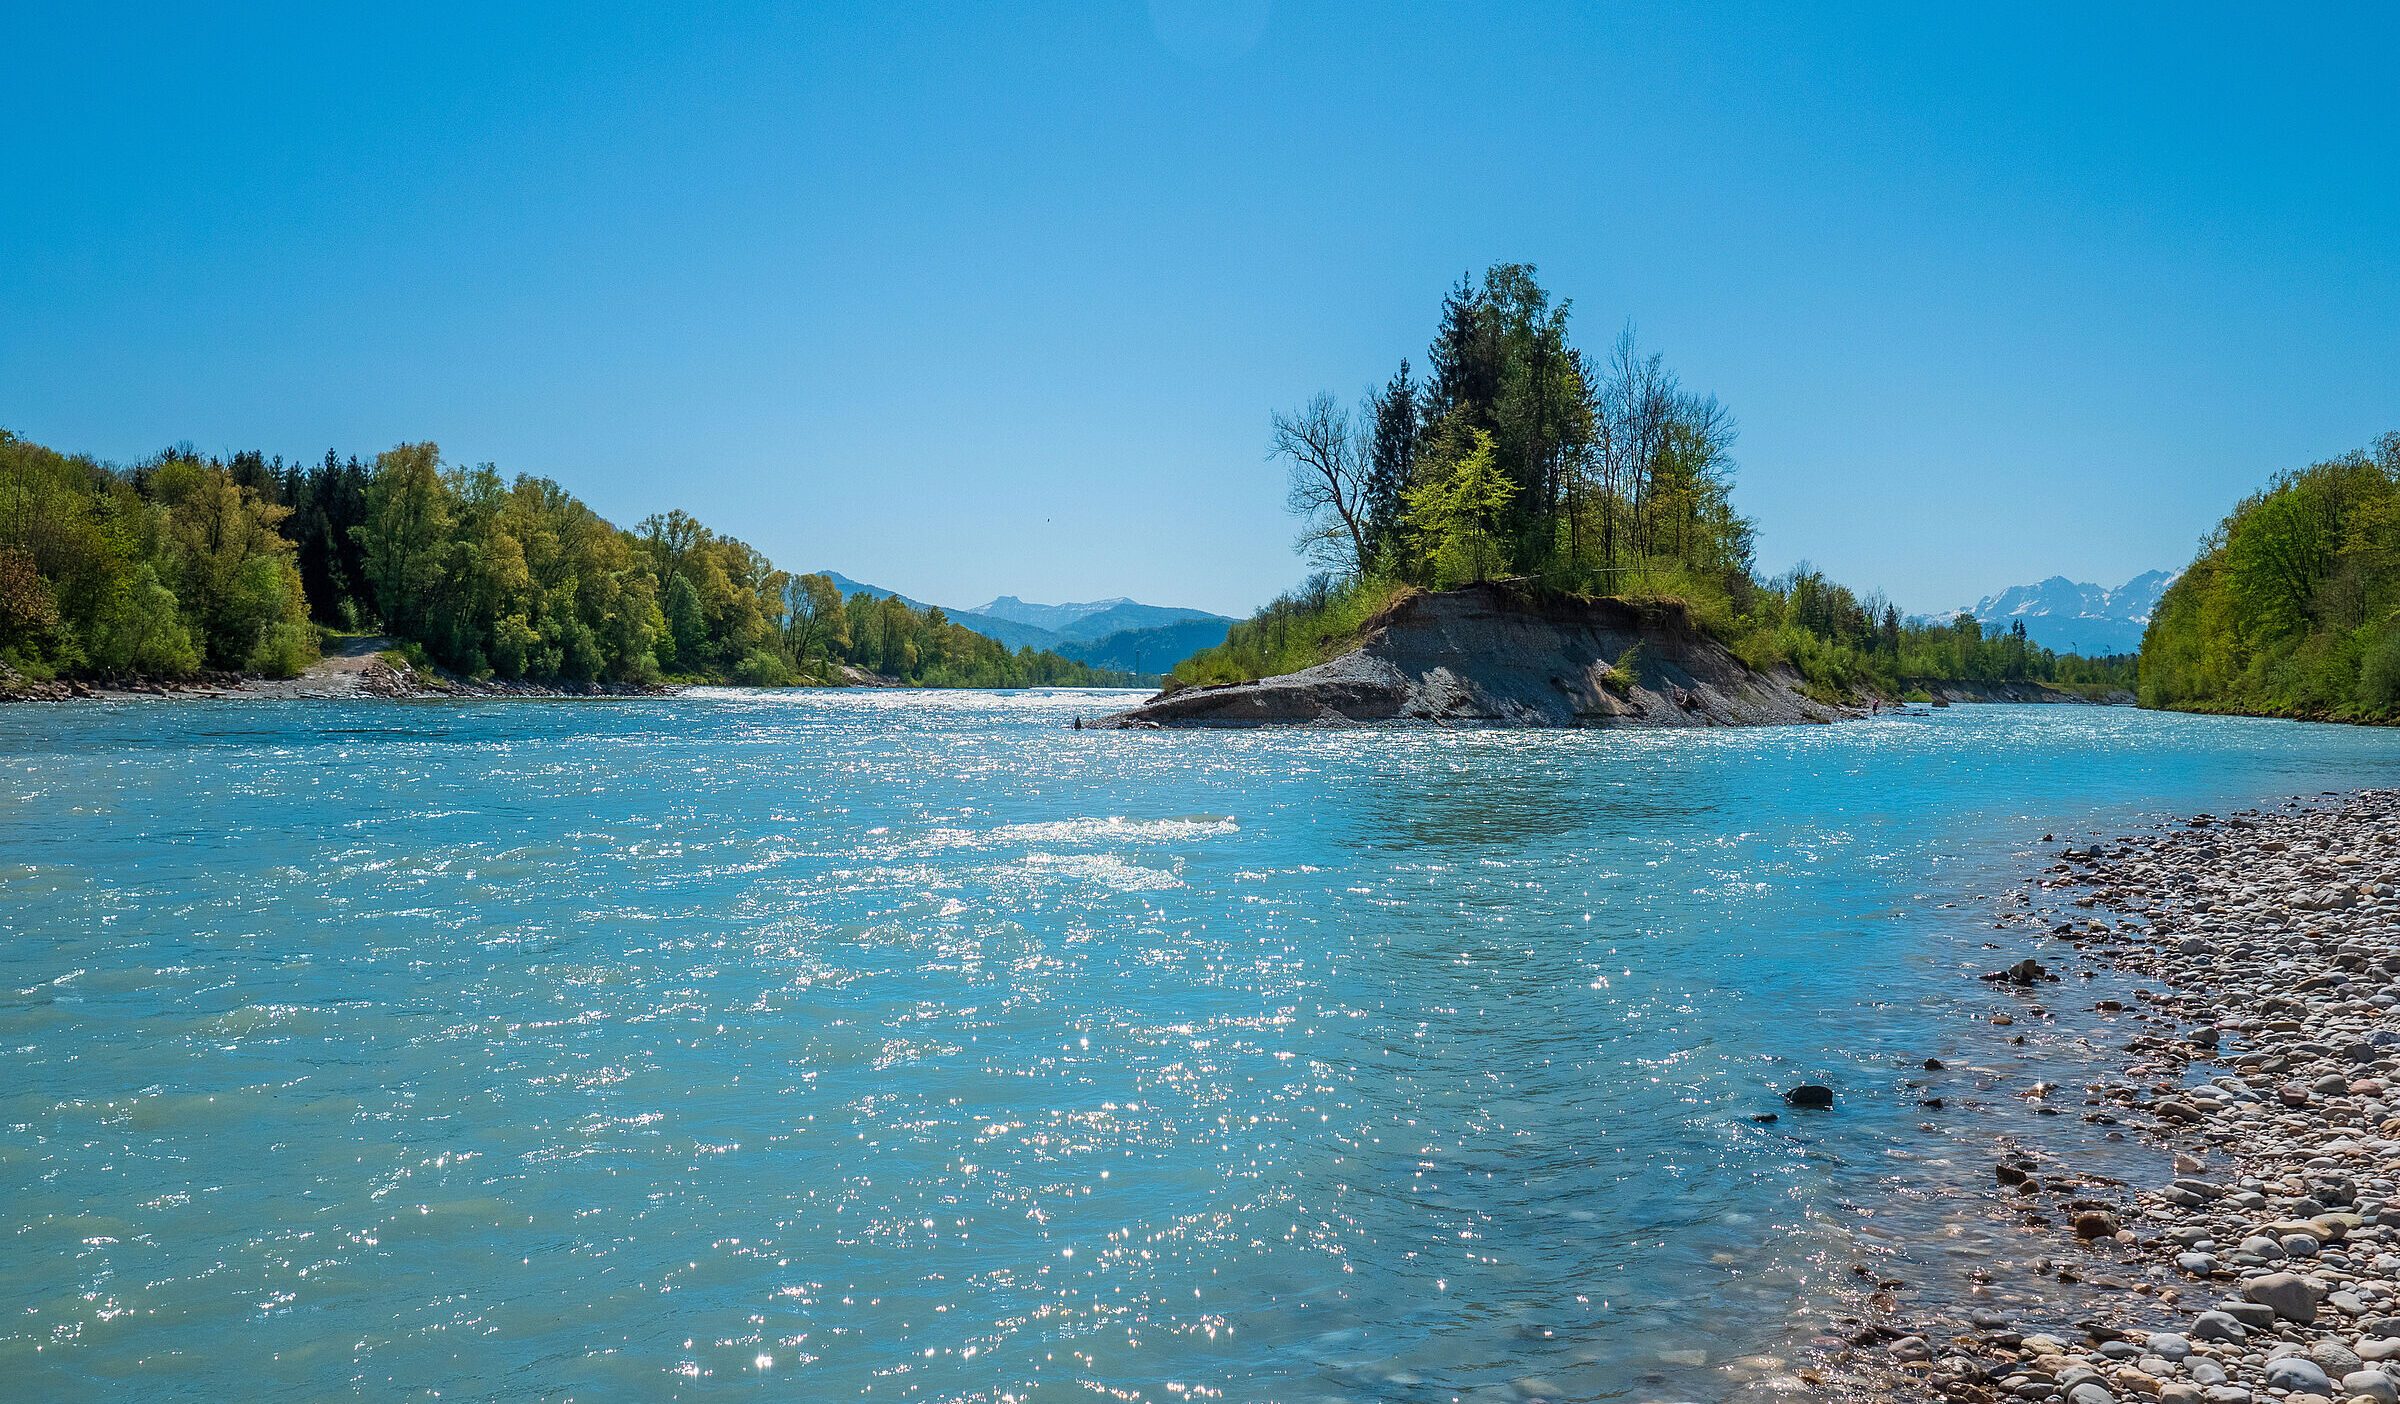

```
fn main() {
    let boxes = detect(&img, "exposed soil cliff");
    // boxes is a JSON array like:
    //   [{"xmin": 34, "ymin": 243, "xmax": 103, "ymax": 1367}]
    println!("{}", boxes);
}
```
[{"xmin": 1095, "ymin": 583, "xmax": 1860, "ymax": 729}]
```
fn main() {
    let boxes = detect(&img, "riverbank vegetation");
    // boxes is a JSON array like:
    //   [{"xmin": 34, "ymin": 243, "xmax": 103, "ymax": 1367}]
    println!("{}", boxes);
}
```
[
  {"xmin": 1177, "ymin": 263, "xmax": 2137, "ymax": 699},
  {"xmin": 2139, "ymin": 433, "xmax": 2400, "ymax": 722},
  {"xmin": 0, "ymin": 429, "xmax": 1129, "ymax": 690}
]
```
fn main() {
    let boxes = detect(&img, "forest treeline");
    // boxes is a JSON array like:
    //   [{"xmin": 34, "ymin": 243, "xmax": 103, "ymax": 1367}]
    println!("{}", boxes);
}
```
[
  {"xmin": 2140, "ymin": 433, "xmax": 2400, "ymax": 722},
  {"xmin": 1177, "ymin": 263, "xmax": 2136, "ymax": 699},
  {"xmin": 0, "ymin": 429, "xmax": 1129, "ymax": 689}
]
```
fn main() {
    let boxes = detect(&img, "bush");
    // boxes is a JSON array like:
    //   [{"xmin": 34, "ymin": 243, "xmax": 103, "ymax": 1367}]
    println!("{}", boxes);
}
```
[
  {"xmin": 87, "ymin": 565, "xmax": 200, "ymax": 676},
  {"xmin": 2, "ymin": 647, "xmax": 56, "ymax": 682},
  {"xmin": 1618, "ymin": 559, "xmax": 1738, "ymax": 639},
  {"xmin": 2361, "ymin": 624, "xmax": 2400, "ymax": 715},
  {"xmin": 1729, "ymin": 626, "xmax": 1787, "ymax": 673},
  {"xmin": 734, "ymin": 650, "xmax": 795, "ymax": 687},
  {"xmin": 622, "ymin": 650, "xmax": 666, "ymax": 688},
  {"xmin": 245, "ymin": 621, "xmax": 318, "ymax": 677},
  {"xmin": 1780, "ymin": 626, "xmax": 1865, "ymax": 701},
  {"xmin": 1603, "ymin": 640, "xmax": 1644, "ymax": 697},
  {"xmin": 384, "ymin": 640, "xmax": 432, "ymax": 671}
]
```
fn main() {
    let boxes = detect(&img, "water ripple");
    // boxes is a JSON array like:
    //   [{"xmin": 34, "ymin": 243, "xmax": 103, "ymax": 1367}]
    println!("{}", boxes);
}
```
[{"xmin": 2, "ymin": 694, "xmax": 2397, "ymax": 1400}]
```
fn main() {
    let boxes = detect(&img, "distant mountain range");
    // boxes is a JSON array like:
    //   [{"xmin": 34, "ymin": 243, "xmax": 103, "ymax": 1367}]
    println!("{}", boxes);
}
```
[
  {"xmin": 823, "ymin": 566, "xmax": 2174, "ymax": 670},
  {"xmin": 971, "ymin": 595, "xmax": 1224, "ymax": 643},
  {"xmin": 818, "ymin": 573, "xmax": 1235, "ymax": 675},
  {"xmin": 1940, "ymin": 569, "xmax": 2176, "ymax": 656}
]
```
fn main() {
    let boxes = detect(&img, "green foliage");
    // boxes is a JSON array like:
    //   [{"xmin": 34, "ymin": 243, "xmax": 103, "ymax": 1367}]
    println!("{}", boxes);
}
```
[
  {"xmin": 87, "ymin": 563, "xmax": 200, "ymax": 676},
  {"xmin": 355, "ymin": 443, "xmax": 451, "ymax": 642},
  {"xmin": 0, "ymin": 548, "xmax": 60, "ymax": 655},
  {"xmin": 246, "ymin": 621, "xmax": 317, "ymax": 678},
  {"xmin": 0, "ymin": 427, "xmax": 1129, "ymax": 690},
  {"xmin": 1729, "ymin": 625, "xmax": 1787, "ymax": 674},
  {"xmin": 226, "ymin": 556, "xmax": 313, "ymax": 675},
  {"xmin": 0, "ymin": 430, "xmax": 311, "ymax": 678},
  {"xmin": 344, "ymin": 447, "xmax": 667, "ymax": 684},
  {"xmin": 1169, "ymin": 574, "xmax": 1413, "ymax": 686},
  {"xmin": 1240, "ymin": 266, "xmax": 2131, "ymax": 698},
  {"xmin": 2361, "ymin": 625, "xmax": 2400, "ymax": 712},
  {"xmin": 782, "ymin": 572, "xmax": 848, "ymax": 672},
  {"xmin": 2141, "ymin": 433, "xmax": 2400, "ymax": 721},
  {"xmin": 1292, "ymin": 263, "xmax": 1754, "ymax": 599},
  {"xmin": 1402, "ymin": 425, "xmax": 1517, "ymax": 586},
  {"xmin": 1601, "ymin": 640, "xmax": 1642, "ymax": 698},
  {"xmin": 733, "ymin": 649, "xmax": 796, "ymax": 687},
  {"xmin": 662, "ymin": 573, "xmax": 707, "ymax": 672}
]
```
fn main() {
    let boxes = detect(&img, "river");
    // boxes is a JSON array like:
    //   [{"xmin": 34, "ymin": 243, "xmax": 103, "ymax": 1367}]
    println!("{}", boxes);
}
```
[{"xmin": 5, "ymin": 693, "xmax": 2398, "ymax": 1401}]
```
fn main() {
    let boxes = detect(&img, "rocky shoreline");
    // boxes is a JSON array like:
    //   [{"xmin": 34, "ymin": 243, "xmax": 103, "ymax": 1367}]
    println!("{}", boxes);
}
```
[
  {"xmin": 0, "ymin": 661, "xmax": 674, "ymax": 703},
  {"xmin": 0, "ymin": 638, "xmax": 681, "ymax": 703},
  {"xmin": 1835, "ymin": 789, "xmax": 2400, "ymax": 1404}
]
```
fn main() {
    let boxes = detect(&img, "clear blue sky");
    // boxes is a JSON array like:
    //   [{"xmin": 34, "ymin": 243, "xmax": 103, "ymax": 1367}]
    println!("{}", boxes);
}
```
[{"xmin": 4, "ymin": 3, "xmax": 2394, "ymax": 618}]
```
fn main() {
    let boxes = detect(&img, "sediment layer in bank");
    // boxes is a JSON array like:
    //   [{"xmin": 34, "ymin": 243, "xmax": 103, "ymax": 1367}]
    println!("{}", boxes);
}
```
[
  {"xmin": 1095, "ymin": 583, "xmax": 2131, "ymax": 730},
  {"xmin": 1099, "ymin": 582, "xmax": 1855, "ymax": 728}
]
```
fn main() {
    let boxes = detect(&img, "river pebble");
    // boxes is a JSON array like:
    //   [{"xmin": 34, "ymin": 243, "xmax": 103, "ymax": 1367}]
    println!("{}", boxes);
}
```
[{"xmin": 1841, "ymin": 789, "xmax": 2400, "ymax": 1404}]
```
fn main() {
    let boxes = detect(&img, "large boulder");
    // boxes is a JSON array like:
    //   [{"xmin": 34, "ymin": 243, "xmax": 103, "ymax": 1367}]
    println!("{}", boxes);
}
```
[
  {"xmin": 2264, "ymin": 1354, "xmax": 2332, "ymax": 1394},
  {"xmin": 2187, "ymin": 1310, "xmax": 2246, "ymax": 1342},
  {"xmin": 2243, "ymin": 1271, "xmax": 2322, "ymax": 1323}
]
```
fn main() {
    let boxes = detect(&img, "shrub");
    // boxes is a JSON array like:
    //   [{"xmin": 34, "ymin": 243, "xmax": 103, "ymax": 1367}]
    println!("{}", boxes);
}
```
[
  {"xmin": 622, "ymin": 651, "xmax": 666, "ymax": 688},
  {"xmin": 1729, "ymin": 626, "xmax": 1787, "ymax": 673},
  {"xmin": 2361, "ymin": 624, "xmax": 2400, "ymax": 715},
  {"xmin": 1603, "ymin": 640, "xmax": 1644, "ymax": 697},
  {"xmin": 88, "ymin": 565, "xmax": 200, "ymax": 676},
  {"xmin": 1618, "ymin": 559, "xmax": 1738, "ymax": 639},
  {"xmin": 245, "ymin": 621, "xmax": 317, "ymax": 678},
  {"xmin": 734, "ymin": 650, "xmax": 795, "ymax": 687}
]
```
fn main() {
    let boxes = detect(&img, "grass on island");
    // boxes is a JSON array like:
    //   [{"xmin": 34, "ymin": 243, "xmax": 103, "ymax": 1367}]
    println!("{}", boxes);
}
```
[
  {"xmin": 1168, "ymin": 560, "xmax": 2139, "ymax": 707},
  {"xmin": 1167, "ymin": 576, "xmax": 1418, "ymax": 689}
]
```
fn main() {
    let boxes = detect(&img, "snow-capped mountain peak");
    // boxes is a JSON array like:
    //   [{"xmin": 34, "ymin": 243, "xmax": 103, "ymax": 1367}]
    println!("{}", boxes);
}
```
[{"xmin": 1938, "ymin": 569, "xmax": 2176, "ymax": 656}]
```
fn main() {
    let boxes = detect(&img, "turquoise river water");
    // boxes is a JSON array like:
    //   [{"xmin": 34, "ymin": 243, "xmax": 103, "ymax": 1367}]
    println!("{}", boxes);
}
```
[{"xmin": 5, "ymin": 692, "xmax": 2400, "ymax": 1403}]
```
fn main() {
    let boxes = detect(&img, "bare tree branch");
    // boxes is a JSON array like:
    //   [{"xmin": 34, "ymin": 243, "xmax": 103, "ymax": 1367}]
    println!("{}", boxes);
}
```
[{"xmin": 1273, "ymin": 392, "xmax": 1370, "ymax": 575}]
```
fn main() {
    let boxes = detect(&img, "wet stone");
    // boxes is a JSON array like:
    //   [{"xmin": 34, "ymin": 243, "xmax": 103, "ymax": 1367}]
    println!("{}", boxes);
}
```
[{"xmin": 2265, "ymin": 1355, "xmax": 2334, "ymax": 1393}]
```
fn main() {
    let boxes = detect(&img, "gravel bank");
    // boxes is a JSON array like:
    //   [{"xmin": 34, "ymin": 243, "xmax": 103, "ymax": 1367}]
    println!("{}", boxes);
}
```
[
  {"xmin": 1, "ymin": 638, "xmax": 675, "ymax": 702},
  {"xmin": 1843, "ymin": 789, "xmax": 2400, "ymax": 1404}
]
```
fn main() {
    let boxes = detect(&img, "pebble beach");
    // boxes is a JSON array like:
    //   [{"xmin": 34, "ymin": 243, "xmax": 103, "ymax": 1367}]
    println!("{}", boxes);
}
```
[{"xmin": 1844, "ymin": 788, "xmax": 2400, "ymax": 1404}]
